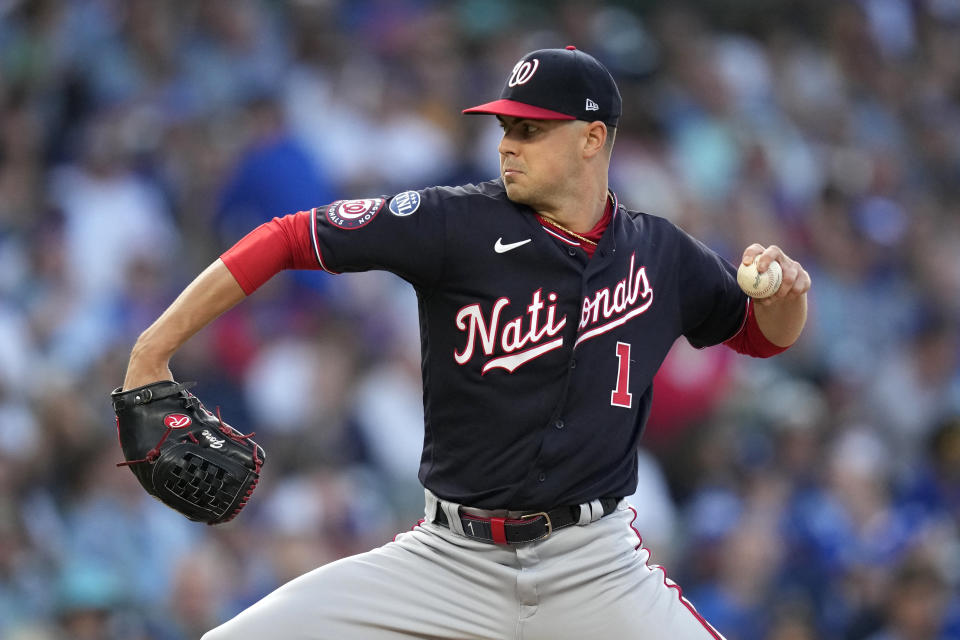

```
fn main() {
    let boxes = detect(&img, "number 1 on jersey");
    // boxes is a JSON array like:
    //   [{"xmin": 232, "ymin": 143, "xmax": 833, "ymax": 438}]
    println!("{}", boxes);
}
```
[{"xmin": 610, "ymin": 341, "xmax": 633, "ymax": 408}]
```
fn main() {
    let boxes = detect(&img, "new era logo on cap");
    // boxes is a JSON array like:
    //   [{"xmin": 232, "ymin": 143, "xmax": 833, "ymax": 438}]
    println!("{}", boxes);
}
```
[{"xmin": 463, "ymin": 46, "xmax": 621, "ymax": 127}]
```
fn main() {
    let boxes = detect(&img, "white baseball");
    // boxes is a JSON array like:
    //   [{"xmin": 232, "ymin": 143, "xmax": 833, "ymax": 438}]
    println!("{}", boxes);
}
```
[{"xmin": 737, "ymin": 260, "xmax": 782, "ymax": 299}]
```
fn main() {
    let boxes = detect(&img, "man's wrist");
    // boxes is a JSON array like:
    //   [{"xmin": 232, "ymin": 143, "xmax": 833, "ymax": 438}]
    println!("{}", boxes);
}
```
[{"xmin": 132, "ymin": 325, "xmax": 181, "ymax": 361}]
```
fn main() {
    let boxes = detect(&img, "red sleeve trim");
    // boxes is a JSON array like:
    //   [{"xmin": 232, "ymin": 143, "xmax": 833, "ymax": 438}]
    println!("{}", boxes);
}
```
[
  {"xmin": 220, "ymin": 211, "xmax": 321, "ymax": 295},
  {"xmin": 723, "ymin": 299, "xmax": 790, "ymax": 358}
]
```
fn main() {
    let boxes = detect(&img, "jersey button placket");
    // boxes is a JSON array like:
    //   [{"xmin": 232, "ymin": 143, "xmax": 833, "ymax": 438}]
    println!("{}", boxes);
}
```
[
  {"xmin": 567, "ymin": 247, "xmax": 577, "ymax": 256},
  {"xmin": 554, "ymin": 419, "xmax": 564, "ymax": 430}
]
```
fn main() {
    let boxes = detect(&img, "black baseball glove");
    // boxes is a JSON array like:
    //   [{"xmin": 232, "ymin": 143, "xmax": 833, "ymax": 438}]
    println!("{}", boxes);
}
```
[{"xmin": 111, "ymin": 381, "xmax": 265, "ymax": 524}]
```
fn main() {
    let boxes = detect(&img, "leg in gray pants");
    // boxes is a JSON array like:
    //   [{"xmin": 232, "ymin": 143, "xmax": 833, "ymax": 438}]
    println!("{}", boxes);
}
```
[{"xmin": 202, "ymin": 495, "xmax": 725, "ymax": 640}]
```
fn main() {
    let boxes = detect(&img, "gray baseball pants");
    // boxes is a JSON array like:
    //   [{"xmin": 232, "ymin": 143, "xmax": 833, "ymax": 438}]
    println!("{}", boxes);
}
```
[{"xmin": 202, "ymin": 490, "xmax": 725, "ymax": 639}]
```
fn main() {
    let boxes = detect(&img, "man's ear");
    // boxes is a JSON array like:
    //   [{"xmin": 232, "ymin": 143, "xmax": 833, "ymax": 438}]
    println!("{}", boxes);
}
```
[{"xmin": 582, "ymin": 121, "xmax": 607, "ymax": 159}]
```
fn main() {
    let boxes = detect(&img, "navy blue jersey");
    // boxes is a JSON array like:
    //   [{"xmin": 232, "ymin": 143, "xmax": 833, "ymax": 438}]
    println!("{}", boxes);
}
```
[{"xmin": 310, "ymin": 179, "xmax": 747, "ymax": 509}]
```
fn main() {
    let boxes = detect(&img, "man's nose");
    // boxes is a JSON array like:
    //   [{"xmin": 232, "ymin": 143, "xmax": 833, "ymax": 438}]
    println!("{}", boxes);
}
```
[{"xmin": 498, "ymin": 134, "xmax": 517, "ymax": 157}]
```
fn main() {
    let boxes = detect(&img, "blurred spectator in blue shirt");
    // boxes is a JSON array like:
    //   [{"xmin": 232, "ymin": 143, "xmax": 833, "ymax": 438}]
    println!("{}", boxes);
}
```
[{"xmin": 215, "ymin": 93, "xmax": 336, "ymax": 296}]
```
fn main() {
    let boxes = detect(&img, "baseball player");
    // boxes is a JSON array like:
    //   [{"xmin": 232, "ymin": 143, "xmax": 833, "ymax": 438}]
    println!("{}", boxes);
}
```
[{"xmin": 122, "ymin": 47, "xmax": 810, "ymax": 639}]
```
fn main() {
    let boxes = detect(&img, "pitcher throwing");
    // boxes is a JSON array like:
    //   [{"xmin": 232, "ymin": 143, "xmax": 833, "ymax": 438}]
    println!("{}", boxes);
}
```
[{"xmin": 120, "ymin": 46, "xmax": 810, "ymax": 639}]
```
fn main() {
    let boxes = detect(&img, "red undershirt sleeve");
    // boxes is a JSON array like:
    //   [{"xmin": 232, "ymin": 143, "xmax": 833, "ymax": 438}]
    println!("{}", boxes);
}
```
[
  {"xmin": 220, "ymin": 210, "xmax": 321, "ymax": 295},
  {"xmin": 723, "ymin": 299, "xmax": 790, "ymax": 358}
]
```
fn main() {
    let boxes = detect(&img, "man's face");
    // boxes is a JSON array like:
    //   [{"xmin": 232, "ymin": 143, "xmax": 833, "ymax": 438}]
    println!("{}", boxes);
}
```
[{"xmin": 497, "ymin": 116, "xmax": 583, "ymax": 208}]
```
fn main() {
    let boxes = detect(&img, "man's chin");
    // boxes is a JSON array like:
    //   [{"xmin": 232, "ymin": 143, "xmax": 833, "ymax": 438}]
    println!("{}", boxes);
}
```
[{"xmin": 503, "ymin": 181, "xmax": 529, "ymax": 204}]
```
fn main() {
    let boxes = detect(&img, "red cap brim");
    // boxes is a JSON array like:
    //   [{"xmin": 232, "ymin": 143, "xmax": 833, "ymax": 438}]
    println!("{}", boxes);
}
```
[{"xmin": 462, "ymin": 99, "xmax": 576, "ymax": 120}]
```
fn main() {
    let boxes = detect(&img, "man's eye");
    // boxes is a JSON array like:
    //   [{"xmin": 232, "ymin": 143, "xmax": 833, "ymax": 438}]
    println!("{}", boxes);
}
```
[{"xmin": 524, "ymin": 124, "xmax": 538, "ymax": 135}]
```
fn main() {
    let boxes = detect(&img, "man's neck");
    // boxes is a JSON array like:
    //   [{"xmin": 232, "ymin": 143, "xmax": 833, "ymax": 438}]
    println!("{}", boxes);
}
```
[{"xmin": 536, "ymin": 179, "xmax": 609, "ymax": 234}]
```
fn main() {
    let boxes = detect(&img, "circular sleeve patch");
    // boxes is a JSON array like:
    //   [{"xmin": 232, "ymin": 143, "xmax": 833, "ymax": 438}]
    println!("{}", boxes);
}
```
[
  {"xmin": 325, "ymin": 198, "xmax": 385, "ymax": 230},
  {"xmin": 389, "ymin": 191, "xmax": 421, "ymax": 216}
]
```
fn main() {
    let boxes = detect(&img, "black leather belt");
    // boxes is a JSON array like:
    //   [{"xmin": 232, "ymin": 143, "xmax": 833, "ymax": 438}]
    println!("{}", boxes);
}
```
[{"xmin": 433, "ymin": 498, "xmax": 620, "ymax": 545}]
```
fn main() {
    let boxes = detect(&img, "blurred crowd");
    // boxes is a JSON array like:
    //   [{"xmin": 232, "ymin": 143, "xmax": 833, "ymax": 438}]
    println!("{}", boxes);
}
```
[{"xmin": 0, "ymin": 0, "xmax": 958, "ymax": 638}]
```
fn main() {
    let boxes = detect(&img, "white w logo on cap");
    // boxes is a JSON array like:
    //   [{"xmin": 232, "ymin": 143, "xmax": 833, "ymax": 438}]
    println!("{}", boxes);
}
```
[{"xmin": 508, "ymin": 58, "xmax": 540, "ymax": 87}]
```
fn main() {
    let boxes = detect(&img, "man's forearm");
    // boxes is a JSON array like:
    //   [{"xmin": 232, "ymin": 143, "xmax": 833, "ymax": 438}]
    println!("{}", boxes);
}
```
[
  {"xmin": 123, "ymin": 258, "xmax": 247, "ymax": 390},
  {"xmin": 753, "ymin": 294, "xmax": 807, "ymax": 348}
]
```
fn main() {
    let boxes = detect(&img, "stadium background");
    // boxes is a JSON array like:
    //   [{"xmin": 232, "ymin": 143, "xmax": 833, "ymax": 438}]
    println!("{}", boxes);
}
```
[{"xmin": 0, "ymin": 0, "xmax": 958, "ymax": 638}]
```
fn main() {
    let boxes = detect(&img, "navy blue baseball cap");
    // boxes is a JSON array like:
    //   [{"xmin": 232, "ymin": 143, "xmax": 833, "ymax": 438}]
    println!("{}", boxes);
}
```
[{"xmin": 463, "ymin": 46, "xmax": 621, "ymax": 127}]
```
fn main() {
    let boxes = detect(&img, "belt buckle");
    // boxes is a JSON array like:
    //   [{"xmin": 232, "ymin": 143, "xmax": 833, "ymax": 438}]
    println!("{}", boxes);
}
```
[{"xmin": 520, "ymin": 511, "xmax": 553, "ymax": 542}]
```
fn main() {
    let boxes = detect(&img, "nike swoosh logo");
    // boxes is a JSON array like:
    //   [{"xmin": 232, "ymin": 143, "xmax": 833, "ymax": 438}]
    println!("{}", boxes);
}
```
[{"xmin": 494, "ymin": 237, "xmax": 532, "ymax": 253}]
